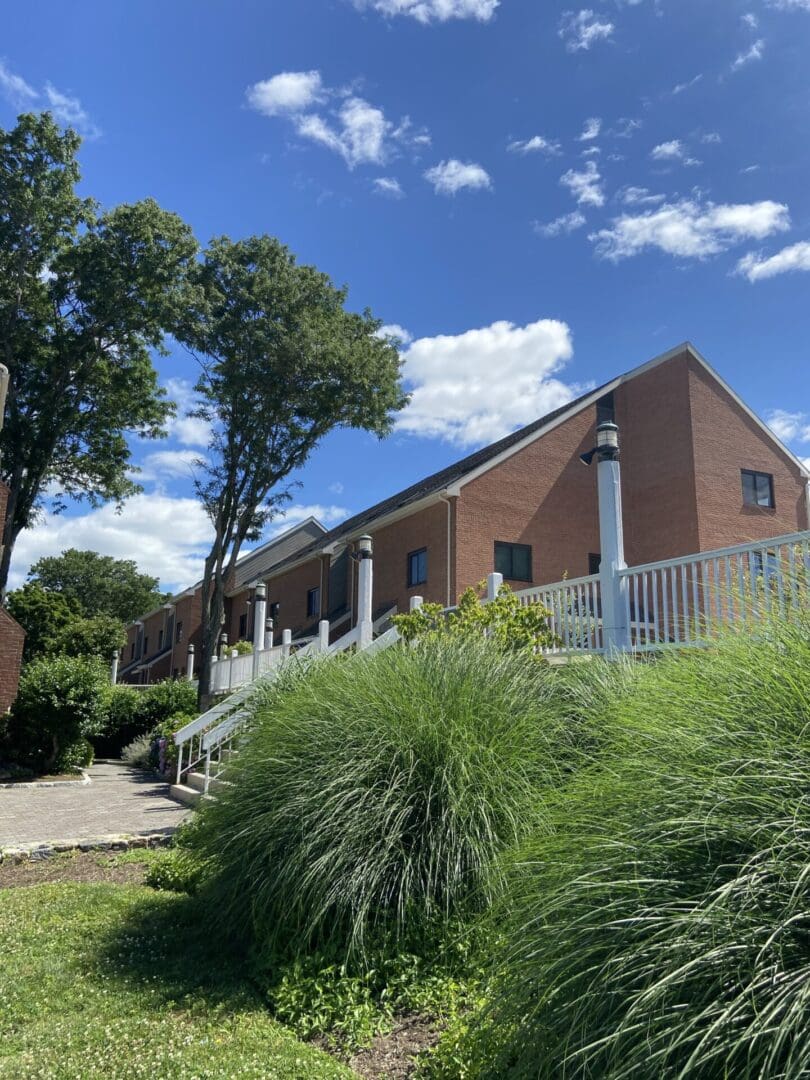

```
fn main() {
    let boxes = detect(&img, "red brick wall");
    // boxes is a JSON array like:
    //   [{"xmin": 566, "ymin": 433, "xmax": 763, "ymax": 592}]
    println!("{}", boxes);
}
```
[
  {"xmin": 168, "ymin": 588, "xmax": 202, "ymax": 678},
  {"xmin": 369, "ymin": 501, "xmax": 451, "ymax": 613},
  {"xmin": 0, "ymin": 480, "xmax": 24, "ymax": 711},
  {"xmin": 265, "ymin": 557, "xmax": 324, "ymax": 639},
  {"xmin": 687, "ymin": 357, "xmax": 808, "ymax": 547}
]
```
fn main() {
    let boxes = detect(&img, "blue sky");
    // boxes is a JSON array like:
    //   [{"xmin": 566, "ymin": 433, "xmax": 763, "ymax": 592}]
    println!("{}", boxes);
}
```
[{"xmin": 3, "ymin": 0, "xmax": 810, "ymax": 591}]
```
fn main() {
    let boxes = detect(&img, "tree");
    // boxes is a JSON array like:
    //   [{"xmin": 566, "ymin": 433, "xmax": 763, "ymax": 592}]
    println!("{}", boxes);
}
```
[
  {"xmin": 0, "ymin": 112, "xmax": 198, "ymax": 595},
  {"xmin": 5, "ymin": 580, "xmax": 81, "ymax": 660},
  {"xmin": 49, "ymin": 613, "xmax": 126, "ymax": 660},
  {"xmin": 28, "ymin": 548, "xmax": 166, "ymax": 622},
  {"xmin": 175, "ymin": 235, "xmax": 408, "ymax": 700}
]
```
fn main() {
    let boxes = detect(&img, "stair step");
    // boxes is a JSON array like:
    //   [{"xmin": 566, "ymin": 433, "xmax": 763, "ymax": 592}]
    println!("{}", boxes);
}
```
[
  {"xmin": 220, "ymin": 748, "xmax": 240, "ymax": 762},
  {"xmin": 169, "ymin": 783, "xmax": 201, "ymax": 807},
  {"xmin": 184, "ymin": 771, "xmax": 231, "ymax": 795}
]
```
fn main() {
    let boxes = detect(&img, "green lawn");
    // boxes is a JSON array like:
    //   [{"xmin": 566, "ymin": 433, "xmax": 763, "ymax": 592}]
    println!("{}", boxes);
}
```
[{"xmin": 0, "ymin": 882, "xmax": 354, "ymax": 1079}]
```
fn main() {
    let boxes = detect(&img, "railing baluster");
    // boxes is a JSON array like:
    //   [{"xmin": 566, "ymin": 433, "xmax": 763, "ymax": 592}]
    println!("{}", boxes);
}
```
[{"xmin": 651, "ymin": 568, "xmax": 660, "ymax": 645}]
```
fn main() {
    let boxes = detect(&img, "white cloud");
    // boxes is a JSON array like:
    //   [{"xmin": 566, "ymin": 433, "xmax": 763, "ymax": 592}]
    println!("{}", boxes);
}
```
[
  {"xmin": 246, "ymin": 71, "xmax": 324, "ymax": 116},
  {"xmin": 619, "ymin": 185, "xmax": 666, "ymax": 206},
  {"xmin": 397, "ymin": 318, "xmax": 581, "ymax": 447},
  {"xmin": 534, "ymin": 211, "xmax": 587, "ymax": 237},
  {"xmin": 591, "ymin": 198, "xmax": 790, "ymax": 261},
  {"xmin": 351, "ymin": 0, "xmax": 499, "ymax": 21},
  {"xmin": 377, "ymin": 323, "xmax": 414, "ymax": 344},
  {"xmin": 373, "ymin": 176, "xmax": 405, "ymax": 197},
  {"xmin": 560, "ymin": 161, "xmax": 605, "ymax": 207},
  {"xmin": 0, "ymin": 60, "xmax": 99, "ymax": 137},
  {"xmin": 612, "ymin": 117, "xmax": 642, "ymax": 138},
  {"xmin": 769, "ymin": 0, "xmax": 810, "ymax": 10},
  {"xmin": 731, "ymin": 39, "xmax": 765, "ymax": 70},
  {"xmin": 651, "ymin": 140, "xmax": 683, "ymax": 160},
  {"xmin": 507, "ymin": 134, "xmax": 561, "ymax": 155},
  {"xmin": 161, "ymin": 378, "xmax": 211, "ymax": 449},
  {"xmin": 701, "ymin": 132, "xmax": 722, "ymax": 144},
  {"xmin": 740, "ymin": 164, "xmax": 760, "ymax": 174},
  {"xmin": 138, "ymin": 449, "xmax": 205, "ymax": 483},
  {"xmin": 742, "ymin": 13, "xmax": 759, "ymax": 28},
  {"xmin": 8, "ymin": 495, "xmax": 215, "ymax": 594},
  {"xmin": 328, "ymin": 482, "xmax": 345, "ymax": 495},
  {"xmin": 247, "ymin": 73, "xmax": 427, "ymax": 171},
  {"xmin": 672, "ymin": 74, "xmax": 703, "ymax": 95},
  {"xmin": 424, "ymin": 158, "xmax": 492, "ymax": 195},
  {"xmin": 578, "ymin": 117, "xmax": 602, "ymax": 141},
  {"xmin": 736, "ymin": 240, "xmax": 810, "ymax": 282},
  {"xmin": 559, "ymin": 10, "xmax": 615, "ymax": 51},
  {"xmin": 264, "ymin": 503, "xmax": 349, "ymax": 537},
  {"xmin": 0, "ymin": 59, "xmax": 38, "ymax": 107},
  {"xmin": 764, "ymin": 409, "xmax": 810, "ymax": 442}
]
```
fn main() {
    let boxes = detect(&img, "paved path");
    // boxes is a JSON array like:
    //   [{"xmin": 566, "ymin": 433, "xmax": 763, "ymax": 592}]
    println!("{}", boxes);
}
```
[{"xmin": 0, "ymin": 761, "xmax": 188, "ymax": 847}]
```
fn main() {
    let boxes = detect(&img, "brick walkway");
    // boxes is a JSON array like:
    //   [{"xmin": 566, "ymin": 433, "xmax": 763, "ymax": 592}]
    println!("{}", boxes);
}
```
[{"xmin": 0, "ymin": 761, "xmax": 188, "ymax": 847}]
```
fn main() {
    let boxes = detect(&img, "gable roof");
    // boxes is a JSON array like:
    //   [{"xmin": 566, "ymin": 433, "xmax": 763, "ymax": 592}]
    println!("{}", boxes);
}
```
[{"xmin": 262, "ymin": 342, "xmax": 809, "ymax": 580}]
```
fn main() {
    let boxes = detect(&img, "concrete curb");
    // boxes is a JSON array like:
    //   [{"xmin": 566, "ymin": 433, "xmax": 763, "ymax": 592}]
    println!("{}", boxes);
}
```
[
  {"xmin": 0, "ymin": 829, "xmax": 175, "ymax": 864},
  {"xmin": 0, "ymin": 769, "xmax": 91, "ymax": 790}
]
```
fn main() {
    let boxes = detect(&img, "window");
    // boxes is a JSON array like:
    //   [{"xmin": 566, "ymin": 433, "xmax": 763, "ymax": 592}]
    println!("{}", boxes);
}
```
[
  {"xmin": 158, "ymin": 630, "xmax": 163, "ymax": 650},
  {"xmin": 494, "ymin": 541, "xmax": 532, "ymax": 582},
  {"xmin": 588, "ymin": 552, "xmax": 601, "ymax": 576},
  {"xmin": 144, "ymin": 636, "xmax": 149, "ymax": 656},
  {"xmin": 407, "ymin": 547, "xmax": 428, "ymax": 587},
  {"xmin": 238, "ymin": 613, "xmax": 248, "ymax": 640},
  {"xmin": 742, "ymin": 469, "xmax": 775, "ymax": 509},
  {"xmin": 130, "ymin": 642, "xmax": 135, "ymax": 661},
  {"xmin": 596, "ymin": 391, "xmax": 615, "ymax": 426},
  {"xmin": 307, "ymin": 586, "xmax": 321, "ymax": 619},
  {"xmin": 269, "ymin": 602, "xmax": 280, "ymax": 623},
  {"xmin": 175, "ymin": 621, "xmax": 183, "ymax": 643}
]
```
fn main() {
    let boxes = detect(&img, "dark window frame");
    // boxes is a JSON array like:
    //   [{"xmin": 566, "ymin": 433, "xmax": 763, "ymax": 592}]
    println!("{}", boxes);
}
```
[
  {"xmin": 494, "ymin": 541, "xmax": 533, "ymax": 583},
  {"xmin": 175, "ymin": 621, "xmax": 183, "ymax": 643},
  {"xmin": 130, "ymin": 642, "xmax": 135, "ymax": 661},
  {"xmin": 238, "ymin": 613, "xmax": 248, "ymax": 640},
  {"xmin": 407, "ymin": 547, "xmax": 428, "ymax": 588},
  {"xmin": 588, "ymin": 552, "xmax": 601, "ymax": 576},
  {"xmin": 307, "ymin": 586, "xmax": 321, "ymax": 619},
  {"xmin": 741, "ymin": 469, "xmax": 775, "ymax": 509}
]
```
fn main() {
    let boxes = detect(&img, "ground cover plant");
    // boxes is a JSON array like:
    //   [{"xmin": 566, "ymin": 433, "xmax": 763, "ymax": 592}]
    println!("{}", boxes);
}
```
[
  {"xmin": 451, "ymin": 611, "xmax": 810, "ymax": 1079},
  {"xmin": 0, "ymin": 882, "xmax": 352, "ymax": 1079}
]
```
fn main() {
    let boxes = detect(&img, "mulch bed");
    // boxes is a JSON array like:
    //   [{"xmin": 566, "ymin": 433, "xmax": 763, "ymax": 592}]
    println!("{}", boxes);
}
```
[
  {"xmin": 0, "ymin": 850, "xmax": 151, "ymax": 889},
  {"xmin": 348, "ymin": 1015, "xmax": 441, "ymax": 1079}
]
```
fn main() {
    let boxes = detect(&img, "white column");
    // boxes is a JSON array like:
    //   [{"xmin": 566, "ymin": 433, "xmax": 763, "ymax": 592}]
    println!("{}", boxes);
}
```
[
  {"xmin": 110, "ymin": 649, "xmax": 119, "ymax": 685},
  {"xmin": 357, "ymin": 535, "xmax": 374, "ymax": 649},
  {"xmin": 409, "ymin": 595, "xmax": 423, "ymax": 611},
  {"xmin": 186, "ymin": 644, "xmax": 195, "ymax": 680},
  {"xmin": 264, "ymin": 619, "xmax": 274, "ymax": 651},
  {"xmin": 252, "ymin": 583, "xmax": 267, "ymax": 679},
  {"xmin": 598, "ymin": 453, "xmax": 630, "ymax": 654},
  {"xmin": 281, "ymin": 628, "xmax": 292, "ymax": 659},
  {"xmin": 486, "ymin": 572, "xmax": 504, "ymax": 602},
  {"xmin": 318, "ymin": 619, "xmax": 329, "ymax": 652}
]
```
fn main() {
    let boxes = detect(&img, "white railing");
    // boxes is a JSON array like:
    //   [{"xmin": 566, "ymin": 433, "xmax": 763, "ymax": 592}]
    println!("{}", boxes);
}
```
[
  {"xmin": 619, "ymin": 529, "xmax": 810, "ymax": 652},
  {"xmin": 514, "ymin": 574, "xmax": 603, "ymax": 654}
]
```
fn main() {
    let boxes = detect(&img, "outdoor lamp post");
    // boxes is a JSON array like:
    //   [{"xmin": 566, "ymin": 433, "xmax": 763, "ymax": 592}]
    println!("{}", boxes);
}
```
[
  {"xmin": 252, "ymin": 583, "xmax": 267, "ymax": 678},
  {"xmin": 580, "ymin": 421, "xmax": 630, "ymax": 655},
  {"xmin": 356, "ymin": 535, "xmax": 374, "ymax": 649}
]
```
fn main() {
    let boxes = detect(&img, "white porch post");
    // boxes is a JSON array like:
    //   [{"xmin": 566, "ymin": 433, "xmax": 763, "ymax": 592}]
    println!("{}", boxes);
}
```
[
  {"xmin": 357, "ymin": 535, "xmax": 374, "ymax": 649},
  {"xmin": 318, "ymin": 619, "xmax": 329, "ymax": 652},
  {"xmin": 486, "ymin": 572, "xmax": 504, "ymax": 602},
  {"xmin": 595, "ymin": 423, "xmax": 630, "ymax": 655},
  {"xmin": 281, "ymin": 628, "xmax": 292, "ymax": 659},
  {"xmin": 110, "ymin": 649, "xmax": 119, "ymax": 685},
  {"xmin": 264, "ymin": 618, "xmax": 274, "ymax": 651},
  {"xmin": 252, "ymin": 583, "xmax": 267, "ymax": 679},
  {"xmin": 186, "ymin": 644, "xmax": 195, "ymax": 680},
  {"xmin": 409, "ymin": 595, "xmax": 423, "ymax": 611}
]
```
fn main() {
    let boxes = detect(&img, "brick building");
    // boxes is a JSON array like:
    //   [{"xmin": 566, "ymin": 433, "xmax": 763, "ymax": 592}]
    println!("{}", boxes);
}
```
[
  {"xmin": 0, "ymin": 480, "xmax": 25, "ymax": 712},
  {"xmin": 121, "ymin": 343, "xmax": 810, "ymax": 681}
]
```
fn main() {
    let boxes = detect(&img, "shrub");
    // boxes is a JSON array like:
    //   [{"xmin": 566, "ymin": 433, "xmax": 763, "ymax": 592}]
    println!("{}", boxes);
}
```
[
  {"xmin": 1, "ymin": 655, "xmax": 110, "ymax": 773},
  {"xmin": 144, "ymin": 847, "xmax": 203, "ymax": 894},
  {"xmin": 190, "ymin": 636, "xmax": 585, "ymax": 964},
  {"xmin": 121, "ymin": 733, "xmax": 153, "ymax": 769},
  {"xmin": 95, "ymin": 678, "xmax": 198, "ymax": 757},
  {"xmin": 230, "ymin": 640, "xmax": 253, "ymax": 655},
  {"xmin": 392, "ymin": 582, "xmax": 557, "ymax": 656},
  {"xmin": 469, "ymin": 612, "xmax": 810, "ymax": 1079}
]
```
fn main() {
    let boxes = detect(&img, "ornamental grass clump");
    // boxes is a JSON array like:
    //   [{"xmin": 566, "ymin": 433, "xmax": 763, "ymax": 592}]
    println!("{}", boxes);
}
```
[
  {"xmin": 191, "ymin": 636, "xmax": 589, "ymax": 962},
  {"xmin": 466, "ymin": 610, "xmax": 810, "ymax": 1080}
]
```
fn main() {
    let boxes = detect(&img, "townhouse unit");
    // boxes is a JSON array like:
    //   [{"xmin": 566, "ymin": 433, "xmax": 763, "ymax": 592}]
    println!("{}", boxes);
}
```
[{"xmin": 120, "ymin": 343, "xmax": 810, "ymax": 682}]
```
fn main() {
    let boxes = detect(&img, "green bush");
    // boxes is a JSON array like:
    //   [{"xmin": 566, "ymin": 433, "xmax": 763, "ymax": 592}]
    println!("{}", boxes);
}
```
[
  {"xmin": 95, "ymin": 678, "xmax": 198, "ymax": 756},
  {"xmin": 144, "ymin": 847, "xmax": 204, "ymax": 894},
  {"xmin": 121, "ymin": 732, "xmax": 152, "ymax": 769},
  {"xmin": 392, "ymin": 582, "xmax": 557, "ymax": 656},
  {"xmin": 190, "ymin": 637, "xmax": 585, "ymax": 963},
  {"xmin": 466, "ymin": 612, "xmax": 810, "ymax": 1079},
  {"xmin": 1, "ymin": 655, "xmax": 110, "ymax": 773}
]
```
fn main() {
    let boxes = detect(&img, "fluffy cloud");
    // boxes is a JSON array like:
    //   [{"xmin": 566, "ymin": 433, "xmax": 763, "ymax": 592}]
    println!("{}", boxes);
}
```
[
  {"xmin": 507, "ymin": 134, "xmax": 561, "ymax": 155},
  {"xmin": 560, "ymin": 161, "xmax": 605, "ymax": 207},
  {"xmin": 534, "ymin": 211, "xmax": 587, "ymax": 237},
  {"xmin": 578, "ymin": 117, "xmax": 602, "ymax": 141},
  {"xmin": 377, "ymin": 323, "xmax": 414, "ymax": 344},
  {"xmin": 264, "ymin": 503, "xmax": 349, "ymax": 537},
  {"xmin": 764, "ymin": 409, "xmax": 810, "ymax": 443},
  {"xmin": 736, "ymin": 240, "xmax": 810, "ymax": 282},
  {"xmin": 618, "ymin": 185, "xmax": 666, "ymax": 206},
  {"xmin": 246, "ymin": 71, "xmax": 427, "ymax": 170},
  {"xmin": 373, "ymin": 176, "xmax": 405, "ymax": 197},
  {"xmin": 650, "ymin": 139, "xmax": 700, "ymax": 166},
  {"xmin": 137, "ymin": 449, "xmax": 205, "ymax": 483},
  {"xmin": 351, "ymin": 0, "xmax": 499, "ymax": 21},
  {"xmin": 731, "ymin": 39, "xmax": 765, "ymax": 70},
  {"xmin": 397, "ymin": 318, "xmax": 582, "ymax": 447},
  {"xmin": 559, "ymin": 10, "xmax": 615, "ymax": 51},
  {"xmin": 162, "ymin": 378, "xmax": 211, "ymax": 449},
  {"xmin": 246, "ymin": 71, "xmax": 324, "ymax": 115},
  {"xmin": 591, "ymin": 198, "xmax": 790, "ymax": 261},
  {"xmin": 424, "ymin": 159, "xmax": 492, "ymax": 195},
  {"xmin": 0, "ymin": 60, "xmax": 99, "ymax": 137}
]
